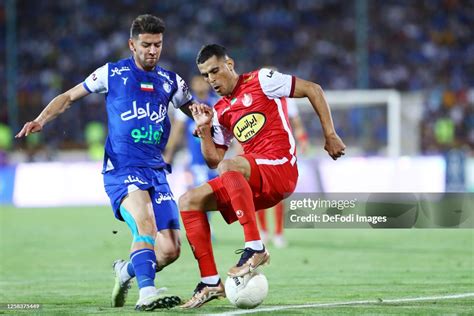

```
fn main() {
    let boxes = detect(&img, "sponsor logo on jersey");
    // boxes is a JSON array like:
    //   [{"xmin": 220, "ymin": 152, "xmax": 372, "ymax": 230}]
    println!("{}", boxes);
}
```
[
  {"xmin": 233, "ymin": 112, "xmax": 266, "ymax": 142},
  {"xmin": 179, "ymin": 77, "xmax": 192, "ymax": 100},
  {"xmin": 130, "ymin": 124, "xmax": 163, "ymax": 145},
  {"xmin": 120, "ymin": 101, "xmax": 166, "ymax": 124},
  {"xmin": 242, "ymin": 93, "xmax": 253, "ymax": 107},
  {"xmin": 236, "ymin": 210, "xmax": 244, "ymax": 218},
  {"xmin": 110, "ymin": 66, "xmax": 130, "ymax": 77},
  {"xmin": 157, "ymin": 70, "xmax": 174, "ymax": 84}
]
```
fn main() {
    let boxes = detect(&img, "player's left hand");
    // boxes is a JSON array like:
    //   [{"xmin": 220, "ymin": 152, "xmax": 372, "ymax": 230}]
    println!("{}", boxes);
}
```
[
  {"xmin": 190, "ymin": 103, "xmax": 213, "ymax": 128},
  {"xmin": 190, "ymin": 103, "xmax": 213, "ymax": 138},
  {"xmin": 324, "ymin": 133, "xmax": 346, "ymax": 160},
  {"xmin": 15, "ymin": 121, "xmax": 43, "ymax": 138}
]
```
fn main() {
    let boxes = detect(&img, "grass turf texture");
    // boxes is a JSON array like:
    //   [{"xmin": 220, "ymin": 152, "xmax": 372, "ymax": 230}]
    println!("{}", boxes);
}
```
[{"xmin": 0, "ymin": 206, "xmax": 472, "ymax": 315}]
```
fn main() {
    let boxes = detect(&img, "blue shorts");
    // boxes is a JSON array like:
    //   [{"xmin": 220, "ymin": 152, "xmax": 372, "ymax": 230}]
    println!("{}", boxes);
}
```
[{"xmin": 103, "ymin": 167, "xmax": 180, "ymax": 231}]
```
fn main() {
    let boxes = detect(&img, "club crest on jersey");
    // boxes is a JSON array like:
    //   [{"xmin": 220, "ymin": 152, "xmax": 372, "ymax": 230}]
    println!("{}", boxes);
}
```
[
  {"xmin": 233, "ymin": 112, "xmax": 266, "ymax": 142},
  {"xmin": 163, "ymin": 82, "xmax": 171, "ymax": 93},
  {"xmin": 242, "ymin": 93, "xmax": 253, "ymax": 107}
]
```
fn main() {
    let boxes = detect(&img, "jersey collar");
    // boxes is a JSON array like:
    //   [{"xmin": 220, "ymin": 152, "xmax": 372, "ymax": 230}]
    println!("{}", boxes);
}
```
[
  {"xmin": 129, "ymin": 56, "xmax": 156, "ymax": 73},
  {"xmin": 226, "ymin": 75, "xmax": 243, "ymax": 102}
]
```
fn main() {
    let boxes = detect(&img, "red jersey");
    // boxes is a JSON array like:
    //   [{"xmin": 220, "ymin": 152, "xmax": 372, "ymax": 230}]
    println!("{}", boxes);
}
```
[{"xmin": 212, "ymin": 68, "xmax": 297, "ymax": 166}]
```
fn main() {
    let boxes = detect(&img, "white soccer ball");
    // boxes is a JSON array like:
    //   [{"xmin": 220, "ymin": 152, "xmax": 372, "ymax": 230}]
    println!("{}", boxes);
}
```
[{"xmin": 225, "ymin": 270, "xmax": 268, "ymax": 309}]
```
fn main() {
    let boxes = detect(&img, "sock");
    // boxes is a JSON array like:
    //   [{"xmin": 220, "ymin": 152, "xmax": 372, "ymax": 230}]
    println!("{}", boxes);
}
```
[
  {"xmin": 121, "ymin": 257, "xmax": 163, "ymax": 281},
  {"xmin": 275, "ymin": 202, "xmax": 284, "ymax": 235},
  {"xmin": 119, "ymin": 262, "xmax": 135, "ymax": 282},
  {"xmin": 130, "ymin": 248, "xmax": 156, "ymax": 290},
  {"xmin": 181, "ymin": 210, "xmax": 218, "ymax": 277},
  {"xmin": 220, "ymin": 171, "xmax": 260, "ymax": 242},
  {"xmin": 201, "ymin": 275, "xmax": 220, "ymax": 285},
  {"xmin": 245, "ymin": 240, "xmax": 264, "ymax": 251},
  {"xmin": 139, "ymin": 286, "xmax": 156, "ymax": 300},
  {"xmin": 257, "ymin": 209, "xmax": 267, "ymax": 232}
]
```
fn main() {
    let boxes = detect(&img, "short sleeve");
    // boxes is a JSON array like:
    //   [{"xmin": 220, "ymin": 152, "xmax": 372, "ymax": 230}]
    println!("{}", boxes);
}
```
[
  {"xmin": 211, "ymin": 110, "xmax": 233, "ymax": 148},
  {"xmin": 83, "ymin": 64, "xmax": 109, "ymax": 94},
  {"xmin": 174, "ymin": 106, "xmax": 189, "ymax": 122},
  {"xmin": 286, "ymin": 98, "xmax": 299, "ymax": 118},
  {"xmin": 258, "ymin": 68, "xmax": 295, "ymax": 99},
  {"xmin": 171, "ymin": 74, "xmax": 193, "ymax": 108}
]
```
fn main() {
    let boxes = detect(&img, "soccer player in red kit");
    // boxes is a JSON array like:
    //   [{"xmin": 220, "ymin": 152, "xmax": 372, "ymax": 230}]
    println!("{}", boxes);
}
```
[{"xmin": 179, "ymin": 44, "xmax": 345, "ymax": 308}]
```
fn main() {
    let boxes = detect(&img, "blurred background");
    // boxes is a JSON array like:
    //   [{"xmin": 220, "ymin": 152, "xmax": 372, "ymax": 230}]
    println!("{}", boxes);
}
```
[{"xmin": 1, "ymin": 0, "xmax": 473, "ymax": 208}]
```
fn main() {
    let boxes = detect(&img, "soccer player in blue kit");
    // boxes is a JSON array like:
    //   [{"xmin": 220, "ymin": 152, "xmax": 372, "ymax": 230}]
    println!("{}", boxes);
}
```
[{"xmin": 15, "ymin": 14, "xmax": 191, "ymax": 311}]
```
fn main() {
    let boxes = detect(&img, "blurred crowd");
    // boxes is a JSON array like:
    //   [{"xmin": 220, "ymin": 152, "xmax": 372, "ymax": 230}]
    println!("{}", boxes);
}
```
[
  {"xmin": 421, "ymin": 88, "xmax": 473, "ymax": 153},
  {"xmin": 1, "ymin": 0, "xmax": 472, "ymax": 156}
]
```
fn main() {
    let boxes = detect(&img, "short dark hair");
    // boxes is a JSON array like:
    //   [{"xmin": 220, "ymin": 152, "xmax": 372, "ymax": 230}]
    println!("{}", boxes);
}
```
[
  {"xmin": 196, "ymin": 44, "xmax": 228, "ymax": 64},
  {"xmin": 130, "ymin": 14, "xmax": 165, "ymax": 38}
]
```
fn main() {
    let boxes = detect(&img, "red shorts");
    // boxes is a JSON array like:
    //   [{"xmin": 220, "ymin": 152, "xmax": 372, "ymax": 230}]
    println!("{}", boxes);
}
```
[{"xmin": 208, "ymin": 153, "xmax": 299, "ymax": 224}]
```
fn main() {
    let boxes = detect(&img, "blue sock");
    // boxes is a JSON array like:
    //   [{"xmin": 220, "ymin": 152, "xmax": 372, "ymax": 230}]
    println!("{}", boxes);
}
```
[
  {"xmin": 130, "ymin": 248, "xmax": 156, "ymax": 289},
  {"xmin": 127, "ymin": 262, "xmax": 136, "ymax": 277}
]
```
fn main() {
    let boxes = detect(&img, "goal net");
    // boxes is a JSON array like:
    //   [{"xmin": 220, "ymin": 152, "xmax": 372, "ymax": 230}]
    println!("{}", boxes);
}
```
[{"xmin": 294, "ymin": 89, "xmax": 402, "ymax": 157}]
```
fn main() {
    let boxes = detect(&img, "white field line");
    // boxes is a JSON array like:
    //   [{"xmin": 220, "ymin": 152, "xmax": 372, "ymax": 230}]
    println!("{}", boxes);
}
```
[{"xmin": 209, "ymin": 292, "xmax": 474, "ymax": 315}]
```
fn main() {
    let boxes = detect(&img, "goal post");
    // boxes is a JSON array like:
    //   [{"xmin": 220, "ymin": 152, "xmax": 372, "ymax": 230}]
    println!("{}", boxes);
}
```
[{"xmin": 294, "ymin": 89, "xmax": 402, "ymax": 157}]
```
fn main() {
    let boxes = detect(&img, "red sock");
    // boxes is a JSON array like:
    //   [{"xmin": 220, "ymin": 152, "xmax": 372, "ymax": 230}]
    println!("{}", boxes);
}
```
[
  {"xmin": 275, "ymin": 202, "xmax": 284, "ymax": 235},
  {"xmin": 180, "ymin": 210, "xmax": 218, "ymax": 277},
  {"xmin": 257, "ymin": 209, "xmax": 267, "ymax": 232},
  {"xmin": 220, "ymin": 171, "xmax": 260, "ymax": 242}
]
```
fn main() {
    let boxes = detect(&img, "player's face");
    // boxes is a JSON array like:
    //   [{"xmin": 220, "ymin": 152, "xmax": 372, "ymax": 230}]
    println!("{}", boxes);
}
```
[
  {"xmin": 129, "ymin": 33, "xmax": 163, "ymax": 71},
  {"xmin": 198, "ymin": 56, "xmax": 237, "ymax": 96}
]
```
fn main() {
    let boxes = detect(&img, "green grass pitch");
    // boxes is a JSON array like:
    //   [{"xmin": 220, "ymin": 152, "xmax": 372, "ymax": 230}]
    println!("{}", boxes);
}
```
[{"xmin": 0, "ymin": 206, "xmax": 472, "ymax": 315}]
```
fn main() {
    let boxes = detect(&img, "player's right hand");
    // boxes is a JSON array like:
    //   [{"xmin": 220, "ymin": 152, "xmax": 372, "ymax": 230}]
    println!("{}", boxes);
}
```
[
  {"xmin": 15, "ymin": 121, "xmax": 43, "ymax": 138},
  {"xmin": 324, "ymin": 133, "xmax": 346, "ymax": 160}
]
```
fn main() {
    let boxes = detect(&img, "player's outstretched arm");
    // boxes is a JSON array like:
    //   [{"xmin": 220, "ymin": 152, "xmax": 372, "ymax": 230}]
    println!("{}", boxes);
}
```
[
  {"xmin": 15, "ymin": 83, "xmax": 89, "ymax": 138},
  {"xmin": 292, "ymin": 78, "xmax": 346, "ymax": 160},
  {"xmin": 191, "ymin": 103, "xmax": 226, "ymax": 169}
]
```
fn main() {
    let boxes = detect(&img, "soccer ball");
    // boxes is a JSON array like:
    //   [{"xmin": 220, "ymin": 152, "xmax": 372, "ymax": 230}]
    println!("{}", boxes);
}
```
[{"xmin": 225, "ymin": 270, "xmax": 268, "ymax": 309}]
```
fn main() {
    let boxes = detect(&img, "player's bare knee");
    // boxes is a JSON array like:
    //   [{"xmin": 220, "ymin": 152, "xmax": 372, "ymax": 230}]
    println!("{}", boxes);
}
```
[
  {"xmin": 217, "ymin": 159, "xmax": 239, "ymax": 175},
  {"xmin": 179, "ymin": 189, "xmax": 201, "ymax": 210},
  {"xmin": 178, "ymin": 190, "xmax": 197, "ymax": 210},
  {"xmin": 161, "ymin": 245, "xmax": 181, "ymax": 263},
  {"xmin": 218, "ymin": 158, "xmax": 248, "ymax": 177},
  {"xmin": 178, "ymin": 191, "xmax": 191, "ymax": 210},
  {"xmin": 156, "ymin": 242, "xmax": 180, "ymax": 268}
]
